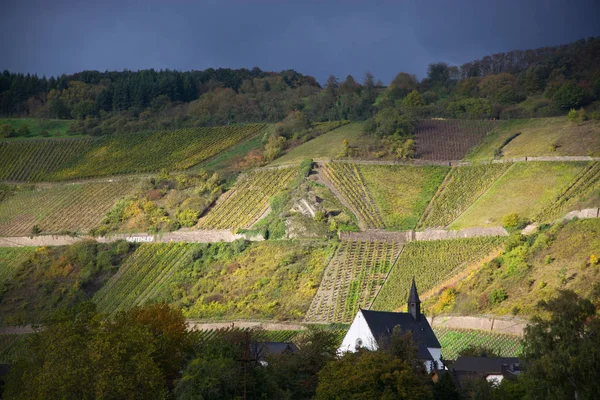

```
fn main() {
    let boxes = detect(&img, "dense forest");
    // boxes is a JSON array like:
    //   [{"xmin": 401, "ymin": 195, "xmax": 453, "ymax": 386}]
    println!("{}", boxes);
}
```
[{"xmin": 1, "ymin": 37, "xmax": 600, "ymax": 137}]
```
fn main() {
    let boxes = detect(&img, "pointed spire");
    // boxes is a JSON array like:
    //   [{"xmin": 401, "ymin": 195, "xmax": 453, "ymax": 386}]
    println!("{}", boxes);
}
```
[
  {"xmin": 408, "ymin": 276, "xmax": 420, "ymax": 303},
  {"xmin": 408, "ymin": 276, "xmax": 421, "ymax": 321}
]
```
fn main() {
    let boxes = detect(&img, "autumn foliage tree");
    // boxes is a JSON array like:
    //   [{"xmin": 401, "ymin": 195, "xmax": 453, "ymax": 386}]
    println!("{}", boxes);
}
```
[{"xmin": 3, "ymin": 303, "xmax": 190, "ymax": 400}]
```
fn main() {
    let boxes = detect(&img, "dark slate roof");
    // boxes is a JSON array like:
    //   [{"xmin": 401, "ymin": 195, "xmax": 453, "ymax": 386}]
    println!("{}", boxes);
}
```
[
  {"xmin": 250, "ymin": 342, "xmax": 299, "ymax": 360},
  {"xmin": 408, "ymin": 277, "xmax": 420, "ymax": 303},
  {"xmin": 360, "ymin": 309, "xmax": 441, "ymax": 360},
  {"xmin": 453, "ymin": 357, "xmax": 521, "ymax": 374}
]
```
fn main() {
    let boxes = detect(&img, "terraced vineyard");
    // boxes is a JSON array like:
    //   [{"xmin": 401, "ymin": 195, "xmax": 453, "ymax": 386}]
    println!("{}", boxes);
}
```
[
  {"xmin": 93, "ymin": 243, "xmax": 197, "ymax": 315},
  {"xmin": 0, "ymin": 137, "xmax": 94, "ymax": 181},
  {"xmin": 0, "ymin": 247, "xmax": 35, "ymax": 282},
  {"xmin": 372, "ymin": 236, "xmax": 504, "ymax": 312},
  {"xmin": 433, "ymin": 327, "xmax": 522, "ymax": 360},
  {"xmin": 321, "ymin": 162, "xmax": 384, "ymax": 229},
  {"xmin": 416, "ymin": 119, "xmax": 499, "ymax": 161},
  {"xmin": 198, "ymin": 167, "xmax": 297, "ymax": 229},
  {"xmin": 0, "ymin": 180, "xmax": 138, "ymax": 236},
  {"xmin": 418, "ymin": 163, "xmax": 512, "ymax": 228},
  {"xmin": 52, "ymin": 124, "xmax": 265, "ymax": 180},
  {"xmin": 535, "ymin": 161, "xmax": 600, "ymax": 222},
  {"xmin": 306, "ymin": 240, "xmax": 403, "ymax": 323}
]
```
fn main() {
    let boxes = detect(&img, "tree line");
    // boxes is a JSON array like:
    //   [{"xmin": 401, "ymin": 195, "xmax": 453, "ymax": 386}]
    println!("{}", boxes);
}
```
[
  {"xmin": 0, "ymin": 37, "xmax": 599, "ymax": 138},
  {"xmin": 1, "ymin": 289, "xmax": 599, "ymax": 399}
]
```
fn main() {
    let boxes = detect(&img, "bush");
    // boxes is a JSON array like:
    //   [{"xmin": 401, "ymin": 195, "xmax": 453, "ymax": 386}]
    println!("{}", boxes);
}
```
[
  {"xmin": 567, "ymin": 108, "xmax": 578, "ymax": 122},
  {"xmin": 0, "ymin": 124, "xmax": 15, "ymax": 138},
  {"xmin": 313, "ymin": 210, "xmax": 326, "ymax": 223},
  {"xmin": 502, "ymin": 213, "xmax": 520, "ymax": 229},
  {"xmin": 554, "ymin": 82, "xmax": 586, "ymax": 110},
  {"xmin": 488, "ymin": 288, "xmax": 508, "ymax": 305}
]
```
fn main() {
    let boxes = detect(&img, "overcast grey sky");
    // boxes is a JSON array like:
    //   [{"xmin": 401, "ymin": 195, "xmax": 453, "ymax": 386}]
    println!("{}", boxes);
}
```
[{"xmin": 1, "ymin": 0, "xmax": 599, "ymax": 84}]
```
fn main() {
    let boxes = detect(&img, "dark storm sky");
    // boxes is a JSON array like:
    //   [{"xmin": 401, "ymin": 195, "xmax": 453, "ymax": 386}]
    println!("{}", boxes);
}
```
[{"xmin": 2, "ymin": 0, "xmax": 599, "ymax": 84}]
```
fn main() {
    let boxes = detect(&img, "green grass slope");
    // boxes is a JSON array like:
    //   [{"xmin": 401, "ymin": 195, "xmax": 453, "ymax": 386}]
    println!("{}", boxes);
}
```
[
  {"xmin": 467, "ymin": 117, "xmax": 600, "ymax": 161},
  {"xmin": 359, "ymin": 164, "xmax": 449, "ymax": 230},
  {"xmin": 0, "ymin": 118, "xmax": 74, "ymax": 139},
  {"xmin": 450, "ymin": 162, "xmax": 588, "ymax": 229},
  {"xmin": 271, "ymin": 122, "xmax": 365, "ymax": 165}
]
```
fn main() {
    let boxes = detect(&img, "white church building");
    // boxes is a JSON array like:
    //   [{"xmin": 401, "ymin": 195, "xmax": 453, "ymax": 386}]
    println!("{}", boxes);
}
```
[{"xmin": 338, "ymin": 278, "xmax": 443, "ymax": 372}]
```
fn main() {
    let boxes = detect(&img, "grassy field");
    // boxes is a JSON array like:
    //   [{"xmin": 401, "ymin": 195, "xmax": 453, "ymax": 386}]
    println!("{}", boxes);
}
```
[
  {"xmin": 418, "ymin": 163, "xmax": 512, "ymax": 229},
  {"xmin": 372, "ymin": 236, "xmax": 504, "ymax": 312},
  {"xmin": 306, "ymin": 240, "xmax": 404, "ymax": 323},
  {"xmin": 0, "ymin": 118, "xmax": 74, "ymax": 139},
  {"xmin": 271, "ymin": 123, "xmax": 365, "ymax": 165},
  {"xmin": 198, "ymin": 167, "xmax": 297, "ymax": 230},
  {"xmin": 467, "ymin": 117, "xmax": 600, "ymax": 160},
  {"xmin": 0, "ymin": 180, "xmax": 139, "ymax": 236},
  {"xmin": 450, "ymin": 162, "xmax": 588, "ymax": 229},
  {"xmin": 359, "ymin": 164, "xmax": 448, "ymax": 230},
  {"xmin": 433, "ymin": 327, "xmax": 522, "ymax": 360},
  {"xmin": 0, "ymin": 247, "xmax": 36, "ymax": 282}
]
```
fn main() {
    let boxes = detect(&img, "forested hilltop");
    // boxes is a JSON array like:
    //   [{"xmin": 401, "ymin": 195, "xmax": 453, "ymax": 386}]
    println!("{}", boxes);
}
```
[{"xmin": 1, "ymin": 37, "xmax": 600, "ymax": 138}]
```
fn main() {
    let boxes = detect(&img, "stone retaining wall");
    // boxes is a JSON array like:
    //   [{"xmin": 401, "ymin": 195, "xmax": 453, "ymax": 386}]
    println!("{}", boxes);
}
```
[{"xmin": 0, "ymin": 230, "xmax": 263, "ymax": 247}]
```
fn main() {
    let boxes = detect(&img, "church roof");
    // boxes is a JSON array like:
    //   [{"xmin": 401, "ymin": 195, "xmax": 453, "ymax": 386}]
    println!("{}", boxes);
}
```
[
  {"xmin": 408, "ymin": 277, "xmax": 420, "ymax": 303},
  {"xmin": 360, "ymin": 309, "xmax": 441, "ymax": 359}
]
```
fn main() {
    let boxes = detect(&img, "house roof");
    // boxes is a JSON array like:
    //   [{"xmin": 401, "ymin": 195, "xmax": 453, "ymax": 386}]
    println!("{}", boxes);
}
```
[
  {"xmin": 408, "ymin": 277, "xmax": 420, "ymax": 303},
  {"xmin": 360, "ymin": 309, "xmax": 441, "ymax": 360},
  {"xmin": 453, "ymin": 357, "xmax": 520, "ymax": 375},
  {"xmin": 250, "ymin": 342, "xmax": 299, "ymax": 360}
]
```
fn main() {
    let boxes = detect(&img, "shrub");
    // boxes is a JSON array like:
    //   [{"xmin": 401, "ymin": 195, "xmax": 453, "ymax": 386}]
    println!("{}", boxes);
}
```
[
  {"xmin": 176, "ymin": 209, "xmax": 200, "ymax": 227},
  {"xmin": 488, "ymin": 288, "xmax": 508, "ymax": 305},
  {"xmin": 0, "ymin": 124, "xmax": 15, "ymax": 138},
  {"xmin": 567, "ymin": 108, "xmax": 578, "ymax": 122},
  {"xmin": 502, "ymin": 213, "xmax": 520, "ymax": 229},
  {"xmin": 313, "ymin": 210, "xmax": 326, "ymax": 223},
  {"xmin": 590, "ymin": 254, "xmax": 598, "ymax": 266}
]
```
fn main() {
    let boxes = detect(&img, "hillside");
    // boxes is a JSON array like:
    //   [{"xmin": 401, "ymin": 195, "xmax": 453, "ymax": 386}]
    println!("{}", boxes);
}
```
[
  {"xmin": 468, "ymin": 117, "xmax": 600, "ymax": 160},
  {"xmin": 0, "ymin": 124, "xmax": 266, "ymax": 182}
]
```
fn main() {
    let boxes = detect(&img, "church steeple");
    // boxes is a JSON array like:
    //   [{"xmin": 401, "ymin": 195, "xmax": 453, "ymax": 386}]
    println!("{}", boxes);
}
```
[{"xmin": 408, "ymin": 277, "xmax": 421, "ymax": 321}]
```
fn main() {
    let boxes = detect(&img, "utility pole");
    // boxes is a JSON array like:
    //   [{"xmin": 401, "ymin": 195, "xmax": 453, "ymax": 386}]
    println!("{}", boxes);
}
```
[{"xmin": 237, "ymin": 330, "xmax": 255, "ymax": 400}]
